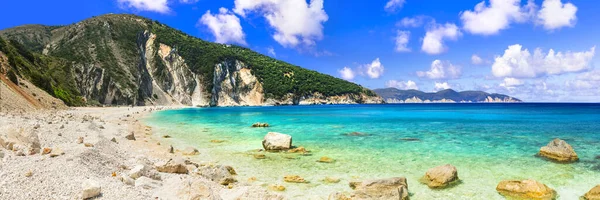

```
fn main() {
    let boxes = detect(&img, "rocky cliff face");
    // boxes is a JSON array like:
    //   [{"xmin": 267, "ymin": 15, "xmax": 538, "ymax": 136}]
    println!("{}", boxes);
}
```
[{"xmin": 0, "ymin": 14, "xmax": 383, "ymax": 107}]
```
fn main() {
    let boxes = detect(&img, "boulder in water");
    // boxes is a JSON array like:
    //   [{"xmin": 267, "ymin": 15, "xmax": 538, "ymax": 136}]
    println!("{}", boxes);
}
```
[
  {"xmin": 421, "ymin": 164, "xmax": 459, "ymax": 188},
  {"xmin": 252, "ymin": 122, "xmax": 270, "ymax": 127},
  {"xmin": 584, "ymin": 185, "xmax": 600, "ymax": 200},
  {"xmin": 496, "ymin": 179, "xmax": 556, "ymax": 200},
  {"xmin": 262, "ymin": 132, "xmax": 292, "ymax": 151},
  {"xmin": 539, "ymin": 138, "xmax": 578, "ymax": 162}
]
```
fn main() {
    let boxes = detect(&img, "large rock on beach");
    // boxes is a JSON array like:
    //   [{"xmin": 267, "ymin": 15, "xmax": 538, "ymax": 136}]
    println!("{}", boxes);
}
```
[
  {"xmin": 421, "ymin": 164, "xmax": 459, "ymax": 188},
  {"xmin": 155, "ymin": 158, "xmax": 188, "ymax": 174},
  {"xmin": 81, "ymin": 179, "xmax": 101, "ymax": 199},
  {"xmin": 584, "ymin": 185, "xmax": 600, "ymax": 200},
  {"xmin": 345, "ymin": 177, "xmax": 409, "ymax": 200},
  {"xmin": 1, "ymin": 128, "xmax": 41, "ymax": 155},
  {"xmin": 496, "ymin": 179, "xmax": 557, "ymax": 200},
  {"xmin": 262, "ymin": 132, "xmax": 292, "ymax": 151},
  {"xmin": 539, "ymin": 138, "xmax": 578, "ymax": 162}
]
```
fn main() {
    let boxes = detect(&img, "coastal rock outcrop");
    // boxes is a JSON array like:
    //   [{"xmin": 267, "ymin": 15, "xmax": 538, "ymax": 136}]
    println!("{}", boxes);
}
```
[
  {"xmin": 262, "ymin": 132, "xmax": 292, "ymax": 151},
  {"xmin": 584, "ymin": 185, "xmax": 600, "ymax": 200},
  {"xmin": 421, "ymin": 164, "xmax": 459, "ymax": 188},
  {"xmin": 337, "ymin": 177, "xmax": 409, "ymax": 200},
  {"xmin": 539, "ymin": 138, "xmax": 578, "ymax": 162},
  {"xmin": 496, "ymin": 179, "xmax": 556, "ymax": 200}
]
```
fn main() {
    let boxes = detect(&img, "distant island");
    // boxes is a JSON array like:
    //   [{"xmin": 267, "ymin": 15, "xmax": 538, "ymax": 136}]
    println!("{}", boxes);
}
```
[{"xmin": 374, "ymin": 88, "xmax": 521, "ymax": 103}]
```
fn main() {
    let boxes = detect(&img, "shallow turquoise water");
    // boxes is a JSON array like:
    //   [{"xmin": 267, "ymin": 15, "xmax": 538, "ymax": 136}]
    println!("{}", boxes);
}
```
[{"xmin": 145, "ymin": 104, "xmax": 600, "ymax": 199}]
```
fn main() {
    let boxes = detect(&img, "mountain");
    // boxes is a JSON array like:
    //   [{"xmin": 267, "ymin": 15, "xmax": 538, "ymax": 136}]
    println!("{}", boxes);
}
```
[
  {"xmin": 373, "ymin": 88, "xmax": 522, "ymax": 103},
  {"xmin": 0, "ymin": 14, "xmax": 382, "ymax": 107}
]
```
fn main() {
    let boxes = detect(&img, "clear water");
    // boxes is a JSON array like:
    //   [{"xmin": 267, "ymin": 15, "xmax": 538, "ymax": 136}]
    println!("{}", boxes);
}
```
[{"xmin": 145, "ymin": 104, "xmax": 600, "ymax": 199}]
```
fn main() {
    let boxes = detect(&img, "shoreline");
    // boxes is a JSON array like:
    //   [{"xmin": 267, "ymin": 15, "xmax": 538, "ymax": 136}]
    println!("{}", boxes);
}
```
[{"xmin": 0, "ymin": 106, "xmax": 283, "ymax": 199}]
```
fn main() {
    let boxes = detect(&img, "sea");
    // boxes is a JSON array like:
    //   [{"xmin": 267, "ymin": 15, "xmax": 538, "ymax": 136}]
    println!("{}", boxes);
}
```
[{"xmin": 145, "ymin": 103, "xmax": 600, "ymax": 199}]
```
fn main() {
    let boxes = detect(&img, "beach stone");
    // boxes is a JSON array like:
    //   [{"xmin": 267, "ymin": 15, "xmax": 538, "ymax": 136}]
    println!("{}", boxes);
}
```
[
  {"xmin": 155, "ymin": 158, "xmax": 188, "ymax": 174},
  {"xmin": 81, "ymin": 179, "xmax": 101, "ymax": 199},
  {"xmin": 584, "ymin": 185, "xmax": 600, "ymax": 200},
  {"xmin": 195, "ymin": 164, "xmax": 237, "ymax": 185},
  {"xmin": 110, "ymin": 137, "xmax": 117, "ymax": 143},
  {"xmin": 318, "ymin": 156, "xmax": 335, "ymax": 163},
  {"xmin": 128, "ymin": 164, "xmax": 148, "ymax": 179},
  {"xmin": 252, "ymin": 122, "xmax": 270, "ymax": 127},
  {"xmin": 168, "ymin": 145, "xmax": 174, "ymax": 153},
  {"xmin": 77, "ymin": 137, "xmax": 84, "ymax": 144},
  {"xmin": 84, "ymin": 143, "xmax": 94, "ymax": 147},
  {"xmin": 0, "ymin": 150, "xmax": 4, "ymax": 159},
  {"xmin": 539, "ymin": 138, "xmax": 578, "ymax": 162},
  {"xmin": 253, "ymin": 154, "xmax": 266, "ymax": 159},
  {"xmin": 125, "ymin": 132, "xmax": 136, "ymax": 140},
  {"xmin": 262, "ymin": 132, "xmax": 292, "ymax": 151},
  {"xmin": 120, "ymin": 174, "xmax": 135, "ymax": 186},
  {"xmin": 41, "ymin": 147, "xmax": 52, "ymax": 155},
  {"xmin": 496, "ymin": 179, "xmax": 557, "ymax": 200},
  {"xmin": 348, "ymin": 177, "xmax": 409, "ymax": 200},
  {"xmin": 49, "ymin": 148, "xmax": 64, "ymax": 157},
  {"xmin": 284, "ymin": 175, "xmax": 307, "ymax": 183},
  {"xmin": 25, "ymin": 170, "xmax": 33, "ymax": 177},
  {"xmin": 182, "ymin": 147, "xmax": 199, "ymax": 155},
  {"xmin": 1, "ymin": 128, "xmax": 41, "ymax": 155},
  {"xmin": 421, "ymin": 164, "xmax": 459, "ymax": 188}
]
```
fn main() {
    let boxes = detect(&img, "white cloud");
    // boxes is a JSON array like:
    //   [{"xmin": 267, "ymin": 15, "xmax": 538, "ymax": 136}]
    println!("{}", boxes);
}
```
[
  {"xmin": 385, "ymin": 0, "xmax": 406, "ymax": 13},
  {"xmin": 233, "ymin": 0, "xmax": 328, "ymax": 48},
  {"xmin": 179, "ymin": 0, "xmax": 198, "ymax": 4},
  {"xmin": 267, "ymin": 47, "xmax": 276, "ymax": 57},
  {"xmin": 499, "ymin": 77, "xmax": 525, "ymax": 89},
  {"xmin": 491, "ymin": 44, "xmax": 595, "ymax": 78},
  {"xmin": 434, "ymin": 82, "xmax": 452, "ymax": 91},
  {"xmin": 460, "ymin": 0, "xmax": 533, "ymax": 35},
  {"xmin": 536, "ymin": 0, "xmax": 577, "ymax": 30},
  {"xmin": 394, "ymin": 30, "xmax": 411, "ymax": 52},
  {"xmin": 386, "ymin": 80, "xmax": 419, "ymax": 90},
  {"xmin": 471, "ymin": 54, "xmax": 484, "ymax": 65},
  {"xmin": 421, "ymin": 22, "xmax": 461, "ymax": 54},
  {"xmin": 417, "ymin": 60, "xmax": 462, "ymax": 79},
  {"xmin": 364, "ymin": 58, "xmax": 385, "ymax": 79},
  {"xmin": 199, "ymin": 8, "xmax": 247, "ymax": 45},
  {"xmin": 397, "ymin": 16, "xmax": 428, "ymax": 27},
  {"xmin": 117, "ymin": 0, "xmax": 170, "ymax": 13},
  {"xmin": 338, "ymin": 67, "xmax": 355, "ymax": 80}
]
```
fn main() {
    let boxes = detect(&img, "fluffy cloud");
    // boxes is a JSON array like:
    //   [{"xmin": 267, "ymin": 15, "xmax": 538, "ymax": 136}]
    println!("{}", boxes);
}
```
[
  {"xmin": 365, "ymin": 58, "xmax": 385, "ymax": 79},
  {"xmin": 471, "ymin": 54, "xmax": 484, "ymax": 65},
  {"xmin": 397, "ymin": 16, "xmax": 428, "ymax": 27},
  {"xmin": 233, "ymin": 0, "xmax": 328, "ymax": 48},
  {"xmin": 460, "ymin": 0, "xmax": 534, "ymax": 35},
  {"xmin": 385, "ymin": 0, "xmax": 406, "ymax": 13},
  {"xmin": 338, "ymin": 67, "xmax": 355, "ymax": 80},
  {"xmin": 179, "ymin": 0, "xmax": 198, "ymax": 3},
  {"xmin": 199, "ymin": 8, "xmax": 247, "ymax": 45},
  {"xmin": 117, "ymin": 0, "xmax": 170, "ymax": 13},
  {"xmin": 386, "ymin": 80, "xmax": 419, "ymax": 90},
  {"xmin": 499, "ymin": 77, "xmax": 525, "ymax": 89},
  {"xmin": 421, "ymin": 23, "xmax": 461, "ymax": 54},
  {"xmin": 491, "ymin": 44, "xmax": 595, "ymax": 78},
  {"xmin": 434, "ymin": 82, "xmax": 452, "ymax": 91},
  {"xmin": 417, "ymin": 60, "xmax": 461, "ymax": 80},
  {"xmin": 394, "ymin": 30, "xmax": 411, "ymax": 52},
  {"xmin": 536, "ymin": 0, "xmax": 577, "ymax": 30}
]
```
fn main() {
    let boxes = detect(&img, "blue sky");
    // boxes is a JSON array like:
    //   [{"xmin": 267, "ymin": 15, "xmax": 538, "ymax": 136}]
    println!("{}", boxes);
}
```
[{"xmin": 1, "ymin": 0, "xmax": 599, "ymax": 102}]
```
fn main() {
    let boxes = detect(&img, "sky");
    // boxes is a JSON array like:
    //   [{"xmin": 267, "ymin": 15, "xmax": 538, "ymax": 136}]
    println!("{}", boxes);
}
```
[{"xmin": 1, "ymin": 0, "xmax": 599, "ymax": 102}]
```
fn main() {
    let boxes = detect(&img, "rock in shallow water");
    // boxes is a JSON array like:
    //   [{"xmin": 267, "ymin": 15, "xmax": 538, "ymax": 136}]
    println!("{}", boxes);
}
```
[
  {"xmin": 539, "ymin": 138, "xmax": 578, "ymax": 162},
  {"xmin": 421, "ymin": 164, "xmax": 459, "ymax": 189},
  {"xmin": 284, "ymin": 175, "xmax": 307, "ymax": 183},
  {"xmin": 584, "ymin": 185, "xmax": 600, "ymax": 200},
  {"xmin": 496, "ymin": 179, "xmax": 556, "ymax": 200},
  {"xmin": 262, "ymin": 132, "xmax": 292, "ymax": 151}
]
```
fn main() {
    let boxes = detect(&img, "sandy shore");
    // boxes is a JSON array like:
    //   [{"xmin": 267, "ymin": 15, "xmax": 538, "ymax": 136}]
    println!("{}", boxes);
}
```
[{"xmin": 0, "ymin": 106, "xmax": 283, "ymax": 199}]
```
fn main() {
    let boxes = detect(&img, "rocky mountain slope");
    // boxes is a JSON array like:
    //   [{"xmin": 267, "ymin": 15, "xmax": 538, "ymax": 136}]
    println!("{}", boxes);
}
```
[
  {"xmin": 374, "ymin": 88, "xmax": 521, "ymax": 103},
  {"xmin": 0, "ymin": 14, "xmax": 382, "ymax": 107}
]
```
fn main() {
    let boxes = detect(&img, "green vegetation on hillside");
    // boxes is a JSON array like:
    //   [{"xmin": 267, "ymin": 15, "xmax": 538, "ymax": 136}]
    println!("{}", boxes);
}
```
[
  {"xmin": 373, "ymin": 88, "xmax": 521, "ymax": 102},
  {"xmin": 0, "ymin": 37, "xmax": 84, "ymax": 106}
]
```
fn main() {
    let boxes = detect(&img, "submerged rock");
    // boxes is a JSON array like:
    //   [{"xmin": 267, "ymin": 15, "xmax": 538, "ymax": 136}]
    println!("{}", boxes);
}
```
[
  {"xmin": 584, "ymin": 185, "xmax": 600, "ymax": 200},
  {"xmin": 347, "ymin": 177, "xmax": 409, "ymax": 200},
  {"xmin": 268, "ymin": 184, "xmax": 286, "ymax": 191},
  {"xmin": 252, "ymin": 122, "xmax": 270, "ymax": 127},
  {"xmin": 262, "ymin": 132, "xmax": 292, "ymax": 151},
  {"xmin": 317, "ymin": 156, "xmax": 335, "ymax": 163},
  {"xmin": 288, "ymin": 146, "xmax": 308, "ymax": 153},
  {"xmin": 496, "ymin": 179, "xmax": 556, "ymax": 200},
  {"xmin": 284, "ymin": 175, "xmax": 307, "ymax": 183},
  {"xmin": 344, "ymin": 132, "xmax": 369, "ymax": 136},
  {"xmin": 539, "ymin": 138, "xmax": 578, "ymax": 162},
  {"xmin": 421, "ymin": 164, "xmax": 459, "ymax": 189},
  {"xmin": 253, "ymin": 154, "xmax": 266, "ymax": 159},
  {"xmin": 324, "ymin": 177, "xmax": 341, "ymax": 183}
]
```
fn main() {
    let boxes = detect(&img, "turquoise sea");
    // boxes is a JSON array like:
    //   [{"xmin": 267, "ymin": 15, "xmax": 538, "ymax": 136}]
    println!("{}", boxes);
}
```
[{"xmin": 145, "ymin": 103, "xmax": 600, "ymax": 199}]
